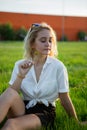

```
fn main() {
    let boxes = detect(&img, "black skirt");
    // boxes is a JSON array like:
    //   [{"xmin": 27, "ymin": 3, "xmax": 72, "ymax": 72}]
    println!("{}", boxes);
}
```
[{"xmin": 24, "ymin": 100, "xmax": 56, "ymax": 128}]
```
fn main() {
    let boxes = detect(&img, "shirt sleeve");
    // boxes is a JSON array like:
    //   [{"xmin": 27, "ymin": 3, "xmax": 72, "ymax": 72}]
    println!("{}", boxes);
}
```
[
  {"xmin": 9, "ymin": 62, "xmax": 19, "ymax": 85},
  {"xmin": 57, "ymin": 65, "xmax": 69, "ymax": 93}
]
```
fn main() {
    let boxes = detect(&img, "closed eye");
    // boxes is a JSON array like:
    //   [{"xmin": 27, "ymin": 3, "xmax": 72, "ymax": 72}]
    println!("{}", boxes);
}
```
[
  {"xmin": 40, "ymin": 37, "xmax": 52, "ymax": 43},
  {"xmin": 40, "ymin": 37, "xmax": 46, "ymax": 43}
]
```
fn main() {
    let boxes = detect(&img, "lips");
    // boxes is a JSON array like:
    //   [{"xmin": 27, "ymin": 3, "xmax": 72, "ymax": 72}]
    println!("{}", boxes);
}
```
[{"xmin": 44, "ymin": 48, "xmax": 51, "ymax": 51}]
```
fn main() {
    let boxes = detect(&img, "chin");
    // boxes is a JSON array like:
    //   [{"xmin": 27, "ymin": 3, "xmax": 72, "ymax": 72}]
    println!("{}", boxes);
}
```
[
  {"xmin": 44, "ymin": 51, "xmax": 50, "ymax": 54},
  {"xmin": 43, "ymin": 53, "xmax": 50, "ymax": 56}
]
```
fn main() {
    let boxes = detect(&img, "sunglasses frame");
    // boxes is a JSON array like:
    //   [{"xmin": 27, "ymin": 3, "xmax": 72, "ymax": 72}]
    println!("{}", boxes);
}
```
[{"xmin": 30, "ymin": 23, "xmax": 41, "ymax": 32}]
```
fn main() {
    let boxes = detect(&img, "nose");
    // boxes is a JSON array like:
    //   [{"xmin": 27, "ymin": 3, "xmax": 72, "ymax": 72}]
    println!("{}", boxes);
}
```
[{"xmin": 45, "ymin": 41, "xmax": 50, "ymax": 46}]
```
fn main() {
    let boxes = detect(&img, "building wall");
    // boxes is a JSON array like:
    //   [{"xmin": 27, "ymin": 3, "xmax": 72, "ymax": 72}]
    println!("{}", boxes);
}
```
[{"xmin": 0, "ymin": 12, "xmax": 87, "ymax": 41}]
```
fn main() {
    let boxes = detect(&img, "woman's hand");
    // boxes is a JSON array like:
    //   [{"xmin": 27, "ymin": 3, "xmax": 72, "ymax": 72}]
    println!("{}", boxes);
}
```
[
  {"xmin": 79, "ymin": 121, "xmax": 87, "ymax": 125},
  {"xmin": 59, "ymin": 93, "xmax": 87, "ymax": 126},
  {"xmin": 18, "ymin": 60, "xmax": 34, "ymax": 77}
]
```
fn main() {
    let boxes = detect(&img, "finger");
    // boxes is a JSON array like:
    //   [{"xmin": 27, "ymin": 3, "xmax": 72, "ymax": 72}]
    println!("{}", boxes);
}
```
[
  {"xmin": 23, "ymin": 63, "xmax": 29, "ymax": 68},
  {"xmin": 21, "ymin": 61, "xmax": 34, "ymax": 68},
  {"xmin": 28, "ymin": 61, "xmax": 34, "ymax": 66}
]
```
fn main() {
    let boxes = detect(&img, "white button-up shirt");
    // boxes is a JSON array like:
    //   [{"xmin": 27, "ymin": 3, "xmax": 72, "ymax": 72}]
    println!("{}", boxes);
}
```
[{"xmin": 9, "ymin": 56, "xmax": 69, "ymax": 109}]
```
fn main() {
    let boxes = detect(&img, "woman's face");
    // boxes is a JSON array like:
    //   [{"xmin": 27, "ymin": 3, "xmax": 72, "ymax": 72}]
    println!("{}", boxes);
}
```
[{"xmin": 33, "ymin": 29, "xmax": 53, "ymax": 56}]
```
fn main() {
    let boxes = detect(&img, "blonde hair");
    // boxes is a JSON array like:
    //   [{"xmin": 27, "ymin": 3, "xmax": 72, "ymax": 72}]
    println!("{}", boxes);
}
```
[{"xmin": 24, "ymin": 22, "xmax": 58, "ymax": 59}]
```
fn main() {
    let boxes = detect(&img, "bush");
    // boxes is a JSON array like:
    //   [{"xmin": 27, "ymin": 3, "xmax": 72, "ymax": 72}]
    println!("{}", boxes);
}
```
[
  {"xmin": 0, "ymin": 23, "xmax": 27, "ymax": 41},
  {"xmin": 77, "ymin": 31, "xmax": 86, "ymax": 41},
  {"xmin": 0, "ymin": 23, "xmax": 15, "ymax": 40},
  {"xmin": 15, "ymin": 27, "xmax": 27, "ymax": 41}
]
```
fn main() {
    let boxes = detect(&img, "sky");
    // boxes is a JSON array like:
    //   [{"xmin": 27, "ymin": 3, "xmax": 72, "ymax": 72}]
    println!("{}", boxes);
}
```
[{"xmin": 0, "ymin": 0, "xmax": 87, "ymax": 17}]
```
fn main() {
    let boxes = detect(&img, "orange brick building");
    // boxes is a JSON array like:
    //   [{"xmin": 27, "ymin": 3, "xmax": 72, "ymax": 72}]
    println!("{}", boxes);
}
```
[{"xmin": 0, "ymin": 11, "xmax": 87, "ymax": 41}]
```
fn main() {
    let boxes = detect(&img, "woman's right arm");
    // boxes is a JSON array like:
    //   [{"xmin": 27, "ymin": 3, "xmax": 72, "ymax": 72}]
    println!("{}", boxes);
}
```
[
  {"xmin": 10, "ymin": 60, "xmax": 34, "ymax": 92},
  {"xmin": 10, "ymin": 74, "xmax": 25, "ymax": 92}
]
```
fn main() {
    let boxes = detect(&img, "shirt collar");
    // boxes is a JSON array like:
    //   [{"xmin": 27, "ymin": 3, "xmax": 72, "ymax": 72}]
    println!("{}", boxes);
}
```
[
  {"xmin": 45, "ymin": 56, "xmax": 52, "ymax": 64},
  {"xmin": 30, "ymin": 56, "xmax": 52, "ymax": 82},
  {"xmin": 42, "ymin": 56, "xmax": 52, "ymax": 69}
]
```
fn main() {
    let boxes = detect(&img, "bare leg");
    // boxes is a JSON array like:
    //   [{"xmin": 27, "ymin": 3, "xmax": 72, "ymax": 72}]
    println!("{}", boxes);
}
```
[
  {"xmin": 1, "ymin": 114, "xmax": 41, "ymax": 130},
  {"xmin": 0, "ymin": 87, "xmax": 25, "ymax": 123}
]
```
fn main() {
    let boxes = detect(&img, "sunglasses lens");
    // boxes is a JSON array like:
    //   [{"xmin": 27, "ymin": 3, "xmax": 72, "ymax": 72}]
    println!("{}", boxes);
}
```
[
  {"xmin": 30, "ymin": 23, "xmax": 40, "ymax": 32},
  {"xmin": 32, "ymin": 23, "xmax": 40, "ymax": 27}
]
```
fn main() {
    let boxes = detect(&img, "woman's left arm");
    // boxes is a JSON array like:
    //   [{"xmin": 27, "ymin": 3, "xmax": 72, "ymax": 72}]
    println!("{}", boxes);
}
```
[{"xmin": 59, "ymin": 92, "xmax": 78, "ymax": 121}]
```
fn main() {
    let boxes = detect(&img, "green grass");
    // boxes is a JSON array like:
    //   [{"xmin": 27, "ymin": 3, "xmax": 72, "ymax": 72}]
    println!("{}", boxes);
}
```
[{"xmin": 0, "ymin": 41, "xmax": 87, "ymax": 129}]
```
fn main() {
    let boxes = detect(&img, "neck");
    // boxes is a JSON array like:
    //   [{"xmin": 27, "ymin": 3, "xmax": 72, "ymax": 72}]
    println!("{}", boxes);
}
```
[{"xmin": 33, "ymin": 55, "xmax": 47, "ymax": 66}]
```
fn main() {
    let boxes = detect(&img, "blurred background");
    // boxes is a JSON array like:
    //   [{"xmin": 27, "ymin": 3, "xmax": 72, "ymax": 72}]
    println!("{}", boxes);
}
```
[{"xmin": 0, "ymin": 0, "xmax": 87, "ymax": 41}]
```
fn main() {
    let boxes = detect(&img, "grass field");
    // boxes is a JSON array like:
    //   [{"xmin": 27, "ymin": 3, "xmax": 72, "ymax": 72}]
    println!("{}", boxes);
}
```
[{"xmin": 0, "ymin": 41, "xmax": 87, "ymax": 129}]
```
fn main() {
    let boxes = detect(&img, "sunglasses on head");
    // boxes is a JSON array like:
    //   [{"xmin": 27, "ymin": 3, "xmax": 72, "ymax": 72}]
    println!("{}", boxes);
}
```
[{"xmin": 30, "ymin": 23, "xmax": 40, "ymax": 32}]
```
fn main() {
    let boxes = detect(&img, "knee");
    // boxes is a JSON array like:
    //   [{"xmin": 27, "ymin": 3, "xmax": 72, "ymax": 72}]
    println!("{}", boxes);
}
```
[
  {"xmin": 2, "ymin": 119, "xmax": 17, "ymax": 130},
  {"xmin": 6, "ymin": 88, "xmax": 19, "ymax": 101}
]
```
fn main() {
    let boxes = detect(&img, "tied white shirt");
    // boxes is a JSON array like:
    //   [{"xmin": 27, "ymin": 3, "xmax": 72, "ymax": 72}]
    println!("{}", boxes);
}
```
[{"xmin": 9, "ymin": 56, "xmax": 69, "ymax": 109}]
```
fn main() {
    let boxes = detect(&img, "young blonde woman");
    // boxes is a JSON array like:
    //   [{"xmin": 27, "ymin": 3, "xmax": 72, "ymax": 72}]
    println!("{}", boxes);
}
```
[{"xmin": 0, "ymin": 23, "xmax": 80, "ymax": 130}]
